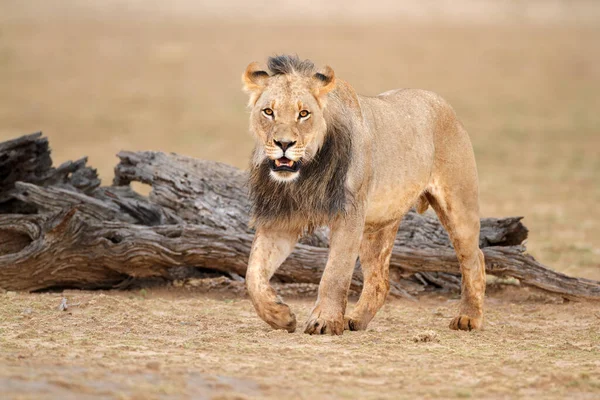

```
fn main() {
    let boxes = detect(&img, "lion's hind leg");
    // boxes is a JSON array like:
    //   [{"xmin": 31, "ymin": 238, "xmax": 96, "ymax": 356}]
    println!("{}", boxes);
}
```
[
  {"xmin": 345, "ymin": 220, "xmax": 401, "ymax": 331},
  {"xmin": 425, "ymin": 185, "xmax": 486, "ymax": 331},
  {"xmin": 426, "ymin": 125, "xmax": 486, "ymax": 331}
]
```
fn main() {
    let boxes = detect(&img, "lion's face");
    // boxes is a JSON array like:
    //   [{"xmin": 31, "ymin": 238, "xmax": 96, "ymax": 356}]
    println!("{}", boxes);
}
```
[
  {"xmin": 242, "ymin": 61, "xmax": 336, "ymax": 182},
  {"xmin": 249, "ymin": 78, "xmax": 326, "ymax": 182}
]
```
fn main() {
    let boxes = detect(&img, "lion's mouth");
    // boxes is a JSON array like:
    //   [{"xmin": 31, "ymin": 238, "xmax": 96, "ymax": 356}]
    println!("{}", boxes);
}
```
[{"xmin": 269, "ymin": 157, "xmax": 300, "ymax": 173}]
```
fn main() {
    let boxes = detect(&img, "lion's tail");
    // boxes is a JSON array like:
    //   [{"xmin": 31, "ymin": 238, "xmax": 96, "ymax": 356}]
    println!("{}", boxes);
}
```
[{"xmin": 415, "ymin": 193, "xmax": 430, "ymax": 214}]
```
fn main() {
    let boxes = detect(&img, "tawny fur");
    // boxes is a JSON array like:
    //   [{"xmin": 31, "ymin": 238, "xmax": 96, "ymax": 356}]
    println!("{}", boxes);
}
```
[{"xmin": 243, "ymin": 55, "xmax": 486, "ymax": 335}]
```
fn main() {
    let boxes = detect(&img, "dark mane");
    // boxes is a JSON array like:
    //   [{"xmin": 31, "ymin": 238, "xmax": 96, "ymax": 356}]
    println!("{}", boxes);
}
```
[
  {"xmin": 248, "ymin": 110, "xmax": 353, "ymax": 233},
  {"xmin": 267, "ymin": 55, "xmax": 316, "ymax": 77}
]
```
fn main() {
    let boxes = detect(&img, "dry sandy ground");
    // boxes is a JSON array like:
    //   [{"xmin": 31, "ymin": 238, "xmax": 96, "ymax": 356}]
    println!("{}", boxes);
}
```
[
  {"xmin": 1, "ymin": 1, "xmax": 600, "ymax": 399},
  {"xmin": 1, "ymin": 286, "xmax": 600, "ymax": 399}
]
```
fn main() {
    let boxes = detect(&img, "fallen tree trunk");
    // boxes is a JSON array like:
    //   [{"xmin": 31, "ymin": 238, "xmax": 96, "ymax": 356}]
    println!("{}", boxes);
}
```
[
  {"xmin": 1, "ymin": 209, "xmax": 598, "ymax": 299},
  {"xmin": 0, "ymin": 133, "xmax": 598, "ymax": 299}
]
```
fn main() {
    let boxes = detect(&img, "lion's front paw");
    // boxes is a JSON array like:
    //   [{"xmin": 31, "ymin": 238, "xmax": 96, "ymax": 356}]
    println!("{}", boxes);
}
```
[
  {"xmin": 449, "ymin": 315, "xmax": 483, "ymax": 331},
  {"xmin": 257, "ymin": 300, "xmax": 297, "ymax": 333},
  {"xmin": 304, "ymin": 312, "xmax": 344, "ymax": 335}
]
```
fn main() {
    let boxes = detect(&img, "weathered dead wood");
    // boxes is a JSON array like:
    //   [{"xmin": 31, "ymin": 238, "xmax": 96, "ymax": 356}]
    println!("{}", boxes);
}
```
[
  {"xmin": 0, "ymin": 209, "xmax": 598, "ymax": 299},
  {"xmin": 0, "ymin": 133, "xmax": 598, "ymax": 299},
  {"xmin": 0, "ymin": 132, "xmax": 100, "ymax": 214}
]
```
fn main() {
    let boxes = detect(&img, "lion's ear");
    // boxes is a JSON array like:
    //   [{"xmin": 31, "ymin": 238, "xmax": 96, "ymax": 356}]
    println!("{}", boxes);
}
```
[
  {"xmin": 313, "ymin": 65, "xmax": 336, "ymax": 105},
  {"xmin": 242, "ymin": 62, "xmax": 269, "ymax": 105}
]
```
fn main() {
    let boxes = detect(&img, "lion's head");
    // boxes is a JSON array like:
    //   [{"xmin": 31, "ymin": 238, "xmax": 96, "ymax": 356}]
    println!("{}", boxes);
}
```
[
  {"xmin": 242, "ymin": 55, "xmax": 336, "ymax": 183},
  {"xmin": 243, "ymin": 55, "xmax": 355, "ymax": 232}
]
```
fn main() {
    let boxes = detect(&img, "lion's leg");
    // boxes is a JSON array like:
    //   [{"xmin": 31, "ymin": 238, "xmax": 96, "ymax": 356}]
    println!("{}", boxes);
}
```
[
  {"xmin": 345, "ymin": 220, "xmax": 401, "ymax": 331},
  {"xmin": 304, "ymin": 214, "xmax": 365, "ymax": 335},
  {"xmin": 246, "ymin": 227, "xmax": 299, "ymax": 332},
  {"xmin": 428, "ymin": 189, "xmax": 485, "ymax": 331},
  {"xmin": 426, "ymin": 127, "xmax": 486, "ymax": 331}
]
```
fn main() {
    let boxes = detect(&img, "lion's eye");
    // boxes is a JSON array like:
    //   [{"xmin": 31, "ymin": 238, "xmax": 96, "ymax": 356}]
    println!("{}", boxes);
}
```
[
  {"xmin": 262, "ymin": 108, "xmax": 274, "ymax": 118},
  {"xmin": 298, "ymin": 110, "xmax": 310, "ymax": 119}
]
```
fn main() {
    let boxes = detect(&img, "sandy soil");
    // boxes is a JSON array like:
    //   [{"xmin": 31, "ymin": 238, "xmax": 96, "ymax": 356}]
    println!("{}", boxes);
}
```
[
  {"xmin": 1, "ymin": 286, "xmax": 599, "ymax": 399},
  {"xmin": 1, "ymin": 1, "xmax": 600, "ymax": 398}
]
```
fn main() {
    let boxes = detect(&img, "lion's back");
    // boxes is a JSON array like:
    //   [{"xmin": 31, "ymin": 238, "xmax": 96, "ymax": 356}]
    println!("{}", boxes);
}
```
[
  {"xmin": 365, "ymin": 88, "xmax": 463, "ymax": 145},
  {"xmin": 376, "ymin": 88, "xmax": 456, "ymax": 118},
  {"xmin": 358, "ymin": 88, "xmax": 453, "ymax": 144}
]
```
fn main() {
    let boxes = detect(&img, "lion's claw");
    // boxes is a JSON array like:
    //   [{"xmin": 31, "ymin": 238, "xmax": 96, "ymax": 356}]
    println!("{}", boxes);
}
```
[
  {"xmin": 304, "ymin": 316, "xmax": 344, "ymax": 335},
  {"xmin": 449, "ymin": 315, "xmax": 482, "ymax": 331}
]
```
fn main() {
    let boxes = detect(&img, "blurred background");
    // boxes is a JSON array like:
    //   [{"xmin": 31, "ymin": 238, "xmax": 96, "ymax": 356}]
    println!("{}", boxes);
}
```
[{"xmin": 1, "ymin": 0, "xmax": 599, "ymax": 279}]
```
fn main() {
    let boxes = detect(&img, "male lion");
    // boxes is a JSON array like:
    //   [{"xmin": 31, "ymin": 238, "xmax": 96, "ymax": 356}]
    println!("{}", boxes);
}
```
[{"xmin": 243, "ymin": 55, "xmax": 486, "ymax": 335}]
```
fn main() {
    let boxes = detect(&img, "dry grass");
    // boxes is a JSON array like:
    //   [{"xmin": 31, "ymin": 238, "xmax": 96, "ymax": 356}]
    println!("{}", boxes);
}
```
[{"xmin": 0, "ymin": 1, "xmax": 599, "ymax": 398}]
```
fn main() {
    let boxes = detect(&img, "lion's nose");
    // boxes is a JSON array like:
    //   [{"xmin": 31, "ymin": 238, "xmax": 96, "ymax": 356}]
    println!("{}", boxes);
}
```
[{"xmin": 273, "ymin": 140, "xmax": 296, "ymax": 151}]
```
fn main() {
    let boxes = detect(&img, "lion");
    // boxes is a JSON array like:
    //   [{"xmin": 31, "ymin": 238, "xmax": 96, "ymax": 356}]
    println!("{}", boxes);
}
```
[{"xmin": 242, "ymin": 55, "xmax": 486, "ymax": 335}]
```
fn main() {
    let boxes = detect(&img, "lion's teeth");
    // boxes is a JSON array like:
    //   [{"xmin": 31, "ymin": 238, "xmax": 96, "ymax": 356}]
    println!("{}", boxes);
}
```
[{"xmin": 274, "ymin": 159, "xmax": 296, "ymax": 168}]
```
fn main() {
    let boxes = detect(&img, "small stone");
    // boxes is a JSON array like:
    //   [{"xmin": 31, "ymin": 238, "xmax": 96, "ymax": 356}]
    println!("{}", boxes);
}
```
[
  {"xmin": 412, "ymin": 330, "xmax": 439, "ymax": 343},
  {"xmin": 58, "ymin": 297, "xmax": 68, "ymax": 311}
]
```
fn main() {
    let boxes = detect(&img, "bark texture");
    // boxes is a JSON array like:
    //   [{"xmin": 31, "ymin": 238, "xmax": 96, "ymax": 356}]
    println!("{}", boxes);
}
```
[{"xmin": 1, "ymin": 133, "xmax": 598, "ymax": 300}]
